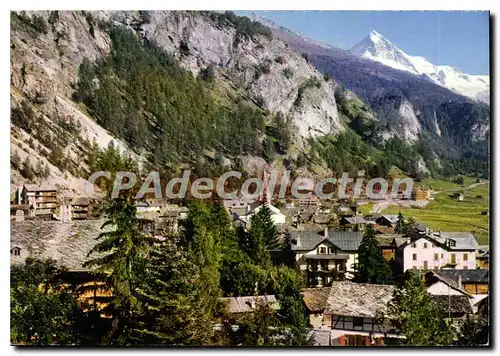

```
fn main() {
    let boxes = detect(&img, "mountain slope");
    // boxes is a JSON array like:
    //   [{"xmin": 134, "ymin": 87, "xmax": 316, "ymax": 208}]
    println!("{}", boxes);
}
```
[
  {"xmin": 350, "ymin": 30, "xmax": 489, "ymax": 103},
  {"xmin": 255, "ymin": 17, "xmax": 489, "ymax": 177},
  {"xmin": 10, "ymin": 10, "xmax": 348, "ymax": 194}
]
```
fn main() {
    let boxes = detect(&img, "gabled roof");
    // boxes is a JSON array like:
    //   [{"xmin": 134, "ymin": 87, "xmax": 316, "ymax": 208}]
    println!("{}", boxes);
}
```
[
  {"xmin": 23, "ymin": 184, "xmax": 57, "ymax": 192},
  {"xmin": 302, "ymin": 282, "xmax": 395, "ymax": 318},
  {"xmin": 428, "ymin": 232, "xmax": 479, "ymax": 251},
  {"xmin": 11, "ymin": 220, "xmax": 107, "ymax": 270},
  {"xmin": 71, "ymin": 197, "xmax": 90, "ymax": 206},
  {"xmin": 377, "ymin": 214, "xmax": 399, "ymax": 224},
  {"xmin": 289, "ymin": 230, "xmax": 362, "ymax": 252},
  {"xmin": 431, "ymin": 295, "xmax": 472, "ymax": 314},
  {"xmin": 220, "ymin": 295, "xmax": 279, "ymax": 314},
  {"xmin": 424, "ymin": 271, "xmax": 472, "ymax": 297},
  {"xmin": 341, "ymin": 216, "xmax": 369, "ymax": 224},
  {"xmin": 376, "ymin": 234, "xmax": 402, "ymax": 247},
  {"xmin": 435, "ymin": 269, "xmax": 489, "ymax": 284}
]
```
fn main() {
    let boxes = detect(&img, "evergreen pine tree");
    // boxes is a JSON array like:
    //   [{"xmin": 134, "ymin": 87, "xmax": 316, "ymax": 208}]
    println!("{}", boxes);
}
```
[
  {"xmin": 395, "ymin": 212, "xmax": 406, "ymax": 234},
  {"xmin": 132, "ymin": 240, "xmax": 209, "ymax": 345},
  {"xmin": 83, "ymin": 197, "xmax": 152, "ymax": 345},
  {"xmin": 356, "ymin": 224, "xmax": 392, "ymax": 284}
]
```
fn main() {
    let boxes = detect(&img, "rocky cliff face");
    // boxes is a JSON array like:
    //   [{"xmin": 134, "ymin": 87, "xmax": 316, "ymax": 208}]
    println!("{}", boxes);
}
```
[
  {"xmin": 100, "ymin": 11, "xmax": 342, "ymax": 138},
  {"xmin": 10, "ymin": 10, "xmax": 343, "ymax": 194}
]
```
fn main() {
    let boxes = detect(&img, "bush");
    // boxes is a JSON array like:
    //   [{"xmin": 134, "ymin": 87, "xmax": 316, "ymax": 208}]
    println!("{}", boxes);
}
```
[
  {"xmin": 282, "ymin": 67, "xmax": 293, "ymax": 80},
  {"xmin": 274, "ymin": 56, "xmax": 285, "ymax": 64},
  {"xmin": 32, "ymin": 15, "xmax": 48, "ymax": 34}
]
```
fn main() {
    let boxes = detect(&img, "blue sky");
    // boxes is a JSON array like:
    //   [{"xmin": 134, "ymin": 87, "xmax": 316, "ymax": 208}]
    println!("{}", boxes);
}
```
[{"xmin": 237, "ymin": 11, "xmax": 490, "ymax": 75}]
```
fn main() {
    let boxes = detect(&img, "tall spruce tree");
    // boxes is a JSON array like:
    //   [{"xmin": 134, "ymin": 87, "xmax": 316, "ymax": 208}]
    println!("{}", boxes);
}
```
[
  {"xmin": 183, "ymin": 201, "xmax": 224, "ymax": 343},
  {"xmin": 241, "ymin": 204, "xmax": 280, "ymax": 267},
  {"xmin": 356, "ymin": 224, "xmax": 392, "ymax": 284},
  {"xmin": 84, "ymin": 197, "xmax": 151, "ymax": 345},
  {"xmin": 395, "ymin": 212, "xmax": 406, "ymax": 234},
  {"xmin": 132, "ymin": 239, "xmax": 209, "ymax": 345},
  {"xmin": 381, "ymin": 272, "xmax": 457, "ymax": 345}
]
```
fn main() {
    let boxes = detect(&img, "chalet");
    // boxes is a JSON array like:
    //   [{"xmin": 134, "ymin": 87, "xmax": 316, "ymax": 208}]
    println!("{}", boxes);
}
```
[
  {"xmin": 430, "ymin": 269, "xmax": 488, "ymax": 305},
  {"xmin": 375, "ymin": 214, "xmax": 399, "ymax": 227},
  {"xmin": 302, "ymin": 282, "xmax": 399, "ymax": 346},
  {"xmin": 431, "ymin": 295, "xmax": 473, "ymax": 319},
  {"xmin": 339, "ymin": 216, "xmax": 371, "ymax": 228},
  {"xmin": 411, "ymin": 187, "xmax": 431, "ymax": 201},
  {"xmin": 296, "ymin": 195, "xmax": 319, "ymax": 209},
  {"xmin": 10, "ymin": 219, "xmax": 110, "ymax": 314},
  {"xmin": 288, "ymin": 228, "xmax": 362, "ymax": 286},
  {"xmin": 137, "ymin": 210, "xmax": 180, "ymax": 236},
  {"xmin": 376, "ymin": 234, "xmax": 406, "ymax": 261},
  {"xmin": 17, "ymin": 184, "xmax": 58, "ymax": 213},
  {"xmin": 70, "ymin": 197, "xmax": 92, "ymax": 220},
  {"xmin": 223, "ymin": 198, "xmax": 253, "ymax": 217},
  {"xmin": 396, "ymin": 232, "xmax": 478, "ymax": 272},
  {"xmin": 407, "ymin": 222, "xmax": 429, "ymax": 237},
  {"xmin": 34, "ymin": 208, "xmax": 54, "ymax": 221}
]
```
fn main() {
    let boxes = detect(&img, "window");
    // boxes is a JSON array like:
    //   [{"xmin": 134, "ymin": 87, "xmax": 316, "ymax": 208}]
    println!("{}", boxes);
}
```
[
  {"xmin": 411, "ymin": 243, "xmax": 416, "ymax": 248},
  {"xmin": 431, "ymin": 243, "xmax": 434, "ymax": 248},
  {"xmin": 451, "ymin": 254, "xmax": 456, "ymax": 264},
  {"xmin": 413, "ymin": 253, "xmax": 417, "ymax": 261},
  {"xmin": 423, "ymin": 261, "xmax": 428, "ymax": 269},
  {"xmin": 11, "ymin": 248, "xmax": 20, "ymax": 256},
  {"xmin": 346, "ymin": 335, "xmax": 366, "ymax": 346},
  {"xmin": 463, "ymin": 253, "xmax": 468, "ymax": 261},
  {"xmin": 434, "ymin": 253, "xmax": 438, "ymax": 261},
  {"xmin": 328, "ymin": 247, "xmax": 335, "ymax": 254},
  {"xmin": 423, "ymin": 243, "xmax": 428, "ymax": 248},
  {"xmin": 353, "ymin": 317, "xmax": 363, "ymax": 327},
  {"xmin": 441, "ymin": 253, "xmax": 444, "ymax": 258},
  {"xmin": 319, "ymin": 247, "xmax": 326, "ymax": 254}
]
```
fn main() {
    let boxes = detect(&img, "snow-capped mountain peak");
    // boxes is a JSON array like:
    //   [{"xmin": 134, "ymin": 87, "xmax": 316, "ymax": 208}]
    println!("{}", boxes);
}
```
[{"xmin": 350, "ymin": 31, "xmax": 489, "ymax": 103}]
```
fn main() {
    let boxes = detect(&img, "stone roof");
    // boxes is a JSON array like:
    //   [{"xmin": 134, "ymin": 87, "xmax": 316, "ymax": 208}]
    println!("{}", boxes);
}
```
[
  {"xmin": 341, "ymin": 216, "xmax": 369, "ymax": 224},
  {"xmin": 377, "ymin": 214, "xmax": 399, "ymax": 224},
  {"xmin": 71, "ymin": 197, "xmax": 90, "ymax": 206},
  {"xmin": 302, "ymin": 282, "xmax": 395, "ymax": 318},
  {"xmin": 289, "ymin": 230, "xmax": 362, "ymax": 252},
  {"xmin": 435, "ymin": 269, "xmax": 489, "ymax": 284},
  {"xmin": 431, "ymin": 295, "xmax": 472, "ymax": 314},
  {"xmin": 424, "ymin": 271, "xmax": 471, "ymax": 296},
  {"xmin": 10, "ymin": 220, "xmax": 106, "ymax": 271},
  {"xmin": 220, "ymin": 295, "xmax": 279, "ymax": 314},
  {"xmin": 23, "ymin": 184, "xmax": 57, "ymax": 192}
]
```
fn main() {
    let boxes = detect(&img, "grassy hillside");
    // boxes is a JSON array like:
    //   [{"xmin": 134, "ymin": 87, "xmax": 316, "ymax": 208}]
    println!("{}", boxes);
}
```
[{"xmin": 384, "ymin": 179, "xmax": 489, "ymax": 245}]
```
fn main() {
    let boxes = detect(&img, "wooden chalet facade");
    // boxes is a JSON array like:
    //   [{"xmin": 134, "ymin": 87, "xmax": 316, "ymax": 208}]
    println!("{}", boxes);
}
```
[{"xmin": 302, "ymin": 282, "xmax": 400, "ymax": 346}]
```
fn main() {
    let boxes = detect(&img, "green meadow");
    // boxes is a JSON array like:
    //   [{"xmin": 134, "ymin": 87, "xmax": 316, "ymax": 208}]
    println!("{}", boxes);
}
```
[{"xmin": 383, "ymin": 179, "xmax": 490, "ymax": 245}]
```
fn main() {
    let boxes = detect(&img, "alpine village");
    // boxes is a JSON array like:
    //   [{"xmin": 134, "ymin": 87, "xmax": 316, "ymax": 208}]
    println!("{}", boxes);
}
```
[{"xmin": 10, "ymin": 11, "xmax": 489, "ymax": 346}]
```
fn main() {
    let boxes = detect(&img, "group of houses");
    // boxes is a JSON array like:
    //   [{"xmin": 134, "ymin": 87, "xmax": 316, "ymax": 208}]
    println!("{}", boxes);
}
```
[
  {"xmin": 11, "ymin": 184, "xmax": 94, "ymax": 221},
  {"xmin": 9, "ymin": 185, "xmax": 488, "ymax": 346}
]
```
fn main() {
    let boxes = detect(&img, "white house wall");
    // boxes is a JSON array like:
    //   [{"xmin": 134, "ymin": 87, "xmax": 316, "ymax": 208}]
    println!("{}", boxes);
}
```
[{"xmin": 401, "ymin": 237, "xmax": 476, "ymax": 271}]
